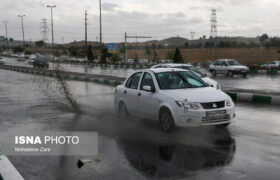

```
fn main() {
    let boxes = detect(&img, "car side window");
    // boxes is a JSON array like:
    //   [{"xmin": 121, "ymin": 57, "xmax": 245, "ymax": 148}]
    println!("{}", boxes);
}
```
[
  {"xmin": 128, "ymin": 72, "xmax": 143, "ymax": 89},
  {"xmin": 141, "ymin": 73, "xmax": 155, "ymax": 90},
  {"xmin": 125, "ymin": 76, "xmax": 133, "ymax": 88},
  {"xmin": 154, "ymin": 66, "xmax": 162, "ymax": 68},
  {"xmin": 214, "ymin": 61, "xmax": 221, "ymax": 66},
  {"xmin": 222, "ymin": 61, "xmax": 228, "ymax": 66}
]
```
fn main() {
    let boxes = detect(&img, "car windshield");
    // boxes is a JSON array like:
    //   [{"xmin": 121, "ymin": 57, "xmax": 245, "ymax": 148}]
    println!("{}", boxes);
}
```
[
  {"xmin": 227, "ymin": 60, "xmax": 241, "ymax": 66},
  {"xmin": 184, "ymin": 66, "xmax": 205, "ymax": 78},
  {"xmin": 155, "ymin": 71, "xmax": 207, "ymax": 90},
  {"xmin": 173, "ymin": 66, "xmax": 205, "ymax": 78}
]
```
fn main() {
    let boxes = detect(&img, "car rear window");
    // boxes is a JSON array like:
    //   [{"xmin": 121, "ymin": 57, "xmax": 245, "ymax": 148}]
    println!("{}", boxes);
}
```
[{"xmin": 228, "ymin": 60, "xmax": 240, "ymax": 66}]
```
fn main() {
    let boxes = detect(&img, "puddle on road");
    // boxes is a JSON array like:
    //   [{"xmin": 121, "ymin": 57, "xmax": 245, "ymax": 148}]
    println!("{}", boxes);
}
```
[{"xmin": 116, "ymin": 131, "xmax": 235, "ymax": 179}]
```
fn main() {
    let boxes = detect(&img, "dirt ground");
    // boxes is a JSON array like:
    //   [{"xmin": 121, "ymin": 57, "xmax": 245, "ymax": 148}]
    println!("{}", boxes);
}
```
[
  {"xmin": 26, "ymin": 47, "xmax": 280, "ymax": 65},
  {"xmin": 127, "ymin": 48, "xmax": 280, "ymax": 64}
]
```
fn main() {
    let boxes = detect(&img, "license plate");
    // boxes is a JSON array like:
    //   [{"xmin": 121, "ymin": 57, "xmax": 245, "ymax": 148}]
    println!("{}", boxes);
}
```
[{"xmin": 206, "ymin": 110, "xmax": 227, "ymax": 117}]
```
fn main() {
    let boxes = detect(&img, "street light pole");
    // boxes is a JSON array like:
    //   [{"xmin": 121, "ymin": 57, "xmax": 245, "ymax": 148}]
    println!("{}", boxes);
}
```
[
  {"xmin": 99, "ymin": 0, "xmax": 102, "ymax": 62},
  {"xmin": 2, "ymin": 21, "xmax": 9, "ymax": 50},
  {"xmin": 47, "ymin": 5, "xmax": 56, "ymax": 61},
  {"xmin": 18, "ymin": 15, "xmax": 26, "ymax": 46},
  {"xmin": 125, "ymin": 32, "xmax": 127, "ymax": 62}
]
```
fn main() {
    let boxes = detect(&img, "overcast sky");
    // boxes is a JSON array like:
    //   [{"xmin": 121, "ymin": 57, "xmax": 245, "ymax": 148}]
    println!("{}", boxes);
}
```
[{"xmin": 1, "ymin": 0, "xmax": 280, "ymax": 43}]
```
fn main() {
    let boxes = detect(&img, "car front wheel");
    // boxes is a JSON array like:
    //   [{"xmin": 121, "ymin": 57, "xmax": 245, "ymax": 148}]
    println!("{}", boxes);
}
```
[
  {"xmin": 159, "ymin": 108, "xmax": 175, "ymax": 132},
  {"xmin": 216, "ymin": 123, "xmax": 230, "ymax": 128},
  {"xmin": 211, "ymin": 70, "xmax": 217, "ymax": 76}
]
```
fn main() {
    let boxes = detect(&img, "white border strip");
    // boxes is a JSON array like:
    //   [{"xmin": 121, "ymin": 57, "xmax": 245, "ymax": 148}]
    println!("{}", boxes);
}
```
[
  {"xmin": 272, "ymin": 97, "xmax": 280, "ymax": 105},
  {"xmin": 0, "ymin": 155, "xmax": 24, "ymax": 180},
  {"xmin": 236, "ymin": 93, "xmax": 252, "ymax": 102}
]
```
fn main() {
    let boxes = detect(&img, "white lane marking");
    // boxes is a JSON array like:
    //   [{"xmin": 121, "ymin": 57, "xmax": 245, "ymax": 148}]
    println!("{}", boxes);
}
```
[
  {"xmin": 0, "ymin": 155, "xmax": 24, "ymax": 180},
  {"xmin": 258, "ymin": 70, "xmax": 267, "ymax": 74},
  {"xmin": 271, "ymin": 97, "xmax": 280, "ymax": 105}
]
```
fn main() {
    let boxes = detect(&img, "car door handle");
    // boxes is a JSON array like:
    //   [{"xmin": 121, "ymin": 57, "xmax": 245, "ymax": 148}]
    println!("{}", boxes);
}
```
[
  {"xmin": 138, "ymin": 93, "xmax": 141, "ymax": 97},
  {"xmin": 124, "ymin": 90, "xmax": 127, "ymax": 94}
]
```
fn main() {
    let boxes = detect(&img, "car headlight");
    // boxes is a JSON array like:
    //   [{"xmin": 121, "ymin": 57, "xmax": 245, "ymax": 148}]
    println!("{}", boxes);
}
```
[
  {"xmin": 175, "ymin": 101, "xmax": 200, "ymax": 110},
  {"xmin": 226, "ymin": 99, "xmax": 233, "ymax": 106},
  {"xmin": 175, "ymin": 101, "xmax": 185, "ymax": 107}
]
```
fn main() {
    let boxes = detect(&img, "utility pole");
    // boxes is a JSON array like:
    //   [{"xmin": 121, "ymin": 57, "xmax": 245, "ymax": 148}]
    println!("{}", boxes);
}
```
[
  {"xmin": 18, "ymin": 15, "xmax": 26, "ymax": 46},
  {"xmin": 124, "ymin": 32, "xmax": 152, "ymax": 62},
  {"xmin": 47, "ymin": 5, "xmax": 56, "ymax": 61},
  {"xmin": 210, "ymin": 9, "xmax": 217, "ymax": 38},
  {"xmin": 40, "ymin": 18, "xmax": 49, "ymax": 43},
  {"xmin": 85, "ymin": 9, "xmax": 88, "ymax": 47},
  {"xmin": 190, "ymin": 31, "xmax": 195, "ymax": 40},
  {"xmin": 2, "ymin": 21, "xmax": 9, "ymax": 50},
  {"xmin": 99, "ymin": 0, "xmax": 102, "ymax": 62},
  {"xmin": 125, "ymin": 32, "xmax": 127, "ymax": 62}
]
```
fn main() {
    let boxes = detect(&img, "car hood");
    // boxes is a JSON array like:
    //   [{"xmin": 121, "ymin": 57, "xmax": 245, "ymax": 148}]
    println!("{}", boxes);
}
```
[
  {"xmin": 160, "ymin": 87, "xmax": 229, "ymax": 103},
  {"xmin": 201, "ymin": 77, "xmax": 218, "ymax": 87}
]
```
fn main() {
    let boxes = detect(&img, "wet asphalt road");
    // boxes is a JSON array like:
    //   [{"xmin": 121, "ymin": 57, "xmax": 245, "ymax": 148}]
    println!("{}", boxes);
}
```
[
  {"xmin": 4, "ymin": 57, "xmax": 280, "ymax": 95},
  {"xmin": 0, "ymin": 64, "xmax": 280, "ymax": 180}
]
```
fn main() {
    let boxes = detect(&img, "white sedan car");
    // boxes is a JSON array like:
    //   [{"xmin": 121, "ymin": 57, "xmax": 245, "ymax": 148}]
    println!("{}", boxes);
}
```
[
  {"xmin": 114, "ymin": 68, "xmax": 235, "ymax": 132},
  {"xmin": 152, "ymin": 64, "xmax": 221, "ymax": 90},
  {"xmin": 260, "ymin": 61, "xmax": 280, "ymax": 70},
  {"xmin": 0, "ymin": 57, "xmax": 5, "ymax": 65},
  {"xmin": 209, "ymin": 59, "xmax": 249, "ymax": 77}
]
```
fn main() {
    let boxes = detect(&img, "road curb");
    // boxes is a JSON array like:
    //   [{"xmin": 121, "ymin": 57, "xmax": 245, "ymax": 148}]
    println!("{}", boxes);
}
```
[
  {"xmin": 249, "ymin": 69, "xmax": 279, "ymax": 75},
  {"xmin": 0, "ymin": 155, "xmax": 24, "ymax": 180},
  {"xmin": 50, "ymin": 61, "xmax": 148, "ymax": 70},
  {"xmin": 1, "ymin": 65, "xmax": 279, "ymax": 106},
  {"xmin": 225, "ymin": 92, "xmax": 280, "ymax": 105}
]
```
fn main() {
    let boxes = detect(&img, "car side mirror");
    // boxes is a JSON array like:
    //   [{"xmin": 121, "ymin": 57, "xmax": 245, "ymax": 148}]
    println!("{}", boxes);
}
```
[
  {"xmin": 143, "ymin": 86, "xmax": 155, "ymax": 93},
  {"xmin": 204, "ymin": 74, "xmax": 208, "ymax": 77}
]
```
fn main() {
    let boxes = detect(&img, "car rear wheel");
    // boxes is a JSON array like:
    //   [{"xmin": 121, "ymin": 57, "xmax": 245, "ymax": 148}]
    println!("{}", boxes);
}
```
[
  {"xmin": 118, "ymin": 102, "xmax": 129, "ymax": 120},
  {"xmin": 159, "ymin": 108, "xmax": 175, "ymax": 132},
  {"xmin": 227, "ymin": 71, "xmax": 233, "ymax": 77}
]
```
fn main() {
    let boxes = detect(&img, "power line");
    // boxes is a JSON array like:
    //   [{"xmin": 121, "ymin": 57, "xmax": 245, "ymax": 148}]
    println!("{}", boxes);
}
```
[
  {"xmin": 210, "ymin": 9, "xmax": 217, "ymax": 38},
  {"xmin": 40, "ymin": 18, "xmax": 49, "ymax": 43},
  {"xmin": 190, "ymin": 31, "xmax": 195, "ymax": 40}
]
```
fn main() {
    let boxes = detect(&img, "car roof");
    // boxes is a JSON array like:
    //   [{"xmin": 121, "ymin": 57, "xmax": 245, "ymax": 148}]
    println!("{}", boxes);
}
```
[
  {"xmin": 152, "ymin": 63, "xmax": 192, "ymax": 68},
  {"xmin": 217, "ymin": 59, "xmax": 236, "ymax": 62},
  {"xmin": 147, "ymin": 68, "xmax": 190, "ymax": 73}
]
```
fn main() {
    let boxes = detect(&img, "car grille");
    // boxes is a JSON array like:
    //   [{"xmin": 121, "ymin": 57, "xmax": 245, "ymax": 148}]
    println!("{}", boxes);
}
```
[
  {"xmin": 202, "ymin": 115, "xmax": 230, "ymax": 124},
  {"xmin": 201, "ymin": 101, "xmax": 225, "ymax": 109}
]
